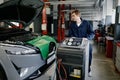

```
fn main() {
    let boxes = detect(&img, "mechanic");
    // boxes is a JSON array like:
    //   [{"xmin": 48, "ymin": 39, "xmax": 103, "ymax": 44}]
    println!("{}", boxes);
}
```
[{"xmin": 68, "ymin": 9, "xmax": 95, "ymax": 77}]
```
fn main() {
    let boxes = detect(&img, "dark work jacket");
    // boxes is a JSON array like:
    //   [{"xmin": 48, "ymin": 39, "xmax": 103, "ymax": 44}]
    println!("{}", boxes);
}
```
[{"xmin": 68, "ymin": 19, "xmax": 95, "ymax": 40}]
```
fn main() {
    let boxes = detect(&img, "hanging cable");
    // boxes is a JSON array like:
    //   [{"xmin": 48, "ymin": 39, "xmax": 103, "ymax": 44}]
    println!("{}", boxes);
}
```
[{"xmin": 57, "ymin": 58, "xmax": 68, "ymax": 80}]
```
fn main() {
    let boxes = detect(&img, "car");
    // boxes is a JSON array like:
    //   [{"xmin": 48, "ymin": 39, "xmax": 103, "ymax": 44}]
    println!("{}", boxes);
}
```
[{"xmin": 0, "ymin": 0, "xmax": 57, "ymax": 80}]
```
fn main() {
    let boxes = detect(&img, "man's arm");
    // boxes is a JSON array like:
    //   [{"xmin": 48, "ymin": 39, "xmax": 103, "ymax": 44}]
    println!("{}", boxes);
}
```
[
  {"xmin": 68, "ymin": 23, "xmax": 74, "ymax": 37},
  {"xmin": 87, "ymin": 22, "xmax": 95, "ymax": 40}
]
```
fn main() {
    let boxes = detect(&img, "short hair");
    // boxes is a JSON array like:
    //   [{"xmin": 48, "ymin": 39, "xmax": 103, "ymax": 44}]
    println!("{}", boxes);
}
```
[{"xmin": 71, "ymin": 9, "xmax": 80, "ymax": 16}]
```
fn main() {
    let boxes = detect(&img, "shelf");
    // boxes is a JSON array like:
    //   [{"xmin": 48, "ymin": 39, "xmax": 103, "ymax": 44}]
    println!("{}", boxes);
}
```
[{"xmin": 62, "ymin": 62, "xmax": 83, "ymax": 67}]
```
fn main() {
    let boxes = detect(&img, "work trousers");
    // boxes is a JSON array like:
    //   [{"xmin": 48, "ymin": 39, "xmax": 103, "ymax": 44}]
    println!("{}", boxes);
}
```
[{"xmin": 88, "ymin": 44, "xmax": 92, "ymax": 72}]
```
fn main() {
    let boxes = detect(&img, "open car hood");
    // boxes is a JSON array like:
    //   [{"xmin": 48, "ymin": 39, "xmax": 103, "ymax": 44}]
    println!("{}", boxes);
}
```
[{"xmin": 0, "ymin": 0, "xmax": 44, "ymax": 27}]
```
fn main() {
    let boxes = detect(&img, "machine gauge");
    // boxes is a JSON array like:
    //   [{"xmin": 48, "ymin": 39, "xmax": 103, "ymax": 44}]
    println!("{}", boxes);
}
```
[
  {"xmin": 69, "ymin": 38, "xmax": 73, "ymax": 42},
  {"xmin": 67, "ymin": 42, "xmax": 72, "ymax": 46}
]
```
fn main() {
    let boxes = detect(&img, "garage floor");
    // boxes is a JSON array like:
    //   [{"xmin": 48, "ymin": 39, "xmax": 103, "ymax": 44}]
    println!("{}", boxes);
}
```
[
  {"xmin": 89, "ymin": 41, "xmax": 120, "ymax": 80},
  {"xmin": 35, "ymin": 40, "xmax": 120, "ymax": 80}
]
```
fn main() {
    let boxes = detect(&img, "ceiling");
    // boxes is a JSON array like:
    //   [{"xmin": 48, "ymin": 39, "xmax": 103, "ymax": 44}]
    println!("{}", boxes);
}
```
[{"xmin": 46, "ymin": 0, "xmax": 104, "ymax": 21}]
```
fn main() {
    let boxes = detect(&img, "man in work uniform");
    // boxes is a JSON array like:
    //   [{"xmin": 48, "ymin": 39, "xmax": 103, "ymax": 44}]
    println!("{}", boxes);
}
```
[{"xmin": 68, "ymin": 9, "xmax": 95, "ymax": 77}]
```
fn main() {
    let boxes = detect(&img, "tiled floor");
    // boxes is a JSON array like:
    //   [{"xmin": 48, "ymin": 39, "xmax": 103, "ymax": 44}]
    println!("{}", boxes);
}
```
[{"xmin": 35, "ymin": 41, "xmax": 120, "ymax": 80}]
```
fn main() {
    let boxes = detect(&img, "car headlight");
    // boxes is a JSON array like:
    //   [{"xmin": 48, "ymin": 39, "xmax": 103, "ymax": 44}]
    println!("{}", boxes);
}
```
[{"xmin": 5, "ymin": 49, "xmax": 36, "ymax": 55}]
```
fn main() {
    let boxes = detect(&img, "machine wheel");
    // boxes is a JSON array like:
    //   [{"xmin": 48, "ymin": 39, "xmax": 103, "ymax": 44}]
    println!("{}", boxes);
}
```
[{"xmin": 0, "ymin": 66, "xmax": 7, "ymax": 80}]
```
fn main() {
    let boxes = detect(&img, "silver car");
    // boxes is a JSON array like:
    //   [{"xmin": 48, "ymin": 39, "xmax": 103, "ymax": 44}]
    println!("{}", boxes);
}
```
[{"xmin": 0, "ymin": 0, "xmax": 56, "ymax": 80}]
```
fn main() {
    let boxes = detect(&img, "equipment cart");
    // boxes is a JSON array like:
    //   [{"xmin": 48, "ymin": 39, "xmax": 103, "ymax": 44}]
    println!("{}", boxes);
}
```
[{"xmin": 57, "ymin": 37, "xmax": 89, "ymax": 80}]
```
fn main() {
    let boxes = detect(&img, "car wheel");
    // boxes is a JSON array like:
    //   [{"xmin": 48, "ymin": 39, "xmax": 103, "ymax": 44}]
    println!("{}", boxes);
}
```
[{"xmin": 0, "ymin": 66, "xmax": 7, "ymax": 80}]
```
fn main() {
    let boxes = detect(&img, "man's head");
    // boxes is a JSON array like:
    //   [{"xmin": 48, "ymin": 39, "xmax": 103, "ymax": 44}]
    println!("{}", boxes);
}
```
[{"xmin": 71, "ymin": 9, "xmax": 81, "ymax": 21}]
